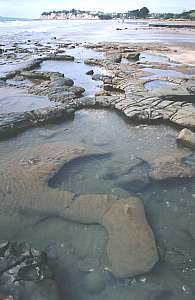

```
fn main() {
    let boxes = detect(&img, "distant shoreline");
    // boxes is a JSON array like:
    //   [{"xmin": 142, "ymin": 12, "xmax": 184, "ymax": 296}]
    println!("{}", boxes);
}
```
[
  {"xmin": 37, "ymin": 18, "xmax": 195, "ymax": 23},
  {"xmin": 1, "ymin": 17, "xmax": 195, "ymax": 25}
]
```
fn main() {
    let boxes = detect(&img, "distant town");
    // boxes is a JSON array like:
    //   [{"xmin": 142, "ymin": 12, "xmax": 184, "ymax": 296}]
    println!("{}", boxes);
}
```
[{"xmin": 40, "ymin": 7, "xmax": 195, "ymax": 20}]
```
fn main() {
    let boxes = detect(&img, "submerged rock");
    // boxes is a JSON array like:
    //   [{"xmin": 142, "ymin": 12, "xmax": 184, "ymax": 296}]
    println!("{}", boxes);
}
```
[
  {"xmin": 116, "ymin": 159, "xmax": 151, "ymax": 192},
  {"xmin": 149, "ymin": 155, "xmax": 194, "ymax": 181},
  {"xmin": 0, "ymin": 142, "xmax": 158, "ymax": 279},
  {"xmin": 117, "ymin": 173, "xmax": 150, "ymax": 192},
  {"xmin": 177, "ymin": 128, "xmax": 195, "ymax": 149},
  {"xmin": 102, "ymin": 198, "xmax": 158, "ymax": 278},
  {"xmin": 83, "ymin": 271, "xmax": 106, "ymax": 294},
  {"xmin": 63, "ymin": 194, "xmax": 158, "ymax": 278}
]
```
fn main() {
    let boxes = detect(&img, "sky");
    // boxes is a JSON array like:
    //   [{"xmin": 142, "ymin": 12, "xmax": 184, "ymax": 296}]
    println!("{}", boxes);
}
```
[{"xmin": 0, "ymin": 0, "xmax": 194, "ymax": 18}]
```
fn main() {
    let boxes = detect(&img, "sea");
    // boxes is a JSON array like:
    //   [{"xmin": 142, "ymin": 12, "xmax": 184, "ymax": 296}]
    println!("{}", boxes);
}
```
[{"xmin": 0, "ymin": 19, "xmax": 195, "ymax": 44}]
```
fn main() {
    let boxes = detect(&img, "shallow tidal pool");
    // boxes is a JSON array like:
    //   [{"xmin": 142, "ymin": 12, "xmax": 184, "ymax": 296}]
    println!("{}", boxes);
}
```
[
  {"xmin": 37, "ymin": 47, "xmax": 108, "ymax": 96},
  {"xmin": 1, "ymin": 109, "xmax": 195, "ymax": 299}
]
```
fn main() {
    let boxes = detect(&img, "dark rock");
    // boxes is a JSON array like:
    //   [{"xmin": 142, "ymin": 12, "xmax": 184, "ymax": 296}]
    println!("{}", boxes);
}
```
[
  {"xmin": 0, "ymin": 241, "xmax": 9, "ymax": 257},
  {"xmin": 103, "ymin": 84, "xmax": 114, "ymax": 91},
  {"xmin": 110, "ymin": 54, "xmax": 122, "ymax": 63},
  {"xmin": 45, "ymin": 54, "xmax": 74, "ymax": 61},
  {"xmin": 17, "ymin": 265, "xmax": 41, "ymax": 281},
  {"xmin": 69, "ymin": 86, "xmax": 85, "ymax": 96},
  {"xmin": 150, "ymin": 23, "xmax": 195, "ymax": 29},
  {"xmin": 51, "ymin": 77, "xmax": 74, "ymax": 87},
  {"xmin": 0, "ymin": 242, "xmax": 58, "ymax": 300},
  {"xmin": 126, "ymin": 52, "xmax": 140, "ymax": 60},
  {"xmin": 9, "ymin": 241, "xmax": 30, "ymax": 257},
  {"xmin": 187, "ymin": 86, "xmax": 195, "ymax": 94},
  {"xmin": 86, "ymin": 70, "xmax": 94, "ymax": 75},
  {"xmin": 116, "ymin": 27, "xmax": 127, "ymax": 31},
  {"xmin": 67, "ymin": 44, "xmax": 75, "ymax": 49}
]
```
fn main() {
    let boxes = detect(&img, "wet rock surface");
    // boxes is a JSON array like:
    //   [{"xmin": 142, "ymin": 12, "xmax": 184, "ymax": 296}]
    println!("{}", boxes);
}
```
[
  {"xmin": 0, "ymin": 42, "xmax": 195, "ymax": 136},
  {"xmin": 0, "ymin": 104, "xmax": 74, "ymax": 139},
  {"xmin": 0, "ymin": 241, "xmax": 58, "ymax": 300}
]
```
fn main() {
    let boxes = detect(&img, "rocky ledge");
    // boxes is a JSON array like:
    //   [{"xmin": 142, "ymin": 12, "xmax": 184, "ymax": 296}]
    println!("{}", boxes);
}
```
[
  {"xmin": 0, "ymin": 105, "xmax": 74, "ymax": 139},
  {"xmin": 0, "ymin": 42, "xmax": 195, "ymax": 139}
]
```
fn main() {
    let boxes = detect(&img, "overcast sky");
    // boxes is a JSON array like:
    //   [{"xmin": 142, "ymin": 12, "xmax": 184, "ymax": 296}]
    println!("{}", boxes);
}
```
[{"xmin": 0, "ymin": 0, "xmax": 194, "ymax": 18}]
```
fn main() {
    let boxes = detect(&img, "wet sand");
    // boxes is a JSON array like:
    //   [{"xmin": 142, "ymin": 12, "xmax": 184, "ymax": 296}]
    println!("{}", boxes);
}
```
[{"xmin": 167, "ymin": 43, "xmax": 195, "ymax": 65}]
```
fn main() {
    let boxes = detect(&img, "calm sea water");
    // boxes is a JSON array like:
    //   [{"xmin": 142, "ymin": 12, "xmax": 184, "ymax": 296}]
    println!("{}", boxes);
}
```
[{"xmin": 0, "ymin": 19, "xmax": 195, "ymax": 44}]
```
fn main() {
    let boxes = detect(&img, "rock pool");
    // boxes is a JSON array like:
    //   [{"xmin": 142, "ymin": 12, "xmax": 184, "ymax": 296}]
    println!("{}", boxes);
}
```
[
  {"xmin": 144, "ymin": 80, "xmax": 177, "ymax": 90},
  {"xmin": 36, "ymin": 47, "xmax": 108, "ymax": 96},
  {"xmin": 1, "ymin": 108, "xmax": 195, "ymax": 299},
  {"xmin": 0, "ymin": 87, "xmax": 54, "ymax": 113}
]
